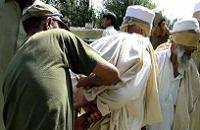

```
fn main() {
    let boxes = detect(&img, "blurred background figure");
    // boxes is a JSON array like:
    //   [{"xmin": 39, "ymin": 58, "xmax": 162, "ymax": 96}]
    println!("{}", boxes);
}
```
[
  {"xmin": 102, "ymin": 11, "xmax": 118, "ymax": 37},
  {"xmin": 150, "ymin": 12, "xmax": 169, "ymax": 49}
]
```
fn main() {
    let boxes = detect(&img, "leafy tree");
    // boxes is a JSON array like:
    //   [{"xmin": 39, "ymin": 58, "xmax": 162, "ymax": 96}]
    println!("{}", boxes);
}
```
[
  {"xmin": 101, "ymin": 0, "xmax": 156, "ymax": 29},
  {"xmin": 71, "ymin": 0, "xmax": 96, "ymax": 26},
  {"xmin": 41, "ymin": 0, "xmax": 96, "ymax": 27}
]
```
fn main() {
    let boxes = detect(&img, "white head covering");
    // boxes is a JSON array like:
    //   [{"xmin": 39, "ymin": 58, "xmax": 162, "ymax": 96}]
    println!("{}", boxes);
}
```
[
  {"xmin": 124, "ymin": 5, "xmax": 155, "ymax": 26},
  {"xmin": 171, "ymin": 18, "xmax": 200, "ymax": 48},
  {"xmin": 194, "ymin": 1, "xmax": 200, "ymax": 13},
  {"xmin": 171, "ymin": 18, "xmax": 199, "ymax": 34}
]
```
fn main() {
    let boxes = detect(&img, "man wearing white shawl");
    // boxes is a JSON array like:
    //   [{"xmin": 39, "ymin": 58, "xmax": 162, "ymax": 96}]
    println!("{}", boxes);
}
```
[
  {"xmin": 74, "ymin": 5, "xmax": 162, "ymax": 130},
  {"xmin": 147, "ymin": 18, "xmax": 200, "ymax": 130}
]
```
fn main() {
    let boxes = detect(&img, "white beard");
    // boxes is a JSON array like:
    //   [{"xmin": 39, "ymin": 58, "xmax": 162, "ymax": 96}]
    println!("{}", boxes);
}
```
[{"xmin": 176, "ymin": 46, "xmax": 191, "ymax": 70}]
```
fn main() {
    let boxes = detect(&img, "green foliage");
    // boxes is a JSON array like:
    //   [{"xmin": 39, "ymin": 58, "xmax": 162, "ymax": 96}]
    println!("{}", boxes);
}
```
[
  {"xmin": 101, "ymin": 0, "xmax": 156, "ymax": 29},
  {"xmin": 40, "ymin": 0, "xmax": 156, "ymax": 28},
  {"xmin": 41, "ymin": 0, "xmax": 96, "ymax": 27}
]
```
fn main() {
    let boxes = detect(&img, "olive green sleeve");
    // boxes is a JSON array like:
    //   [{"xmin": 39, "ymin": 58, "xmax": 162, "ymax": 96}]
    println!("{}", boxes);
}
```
[{"xmin": 62, "ymin": 30, "xmax": 102, "ymax": 76}]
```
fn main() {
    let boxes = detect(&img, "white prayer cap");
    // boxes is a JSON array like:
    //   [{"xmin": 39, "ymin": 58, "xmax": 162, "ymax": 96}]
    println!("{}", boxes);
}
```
[
  {"xmin": 124, "ymin": 5, "xmax": 155, "ymax": 26},
  {"xmin": 194, "ymin": 1, "xmax": 200, "ymax": 12},
  {"xmin": 171, "ymin": 18, "xmax": 200, "ymax": 48},
  {"xmin": 171, "ymin": 18, "xmax": 200, "ymax": 34}
]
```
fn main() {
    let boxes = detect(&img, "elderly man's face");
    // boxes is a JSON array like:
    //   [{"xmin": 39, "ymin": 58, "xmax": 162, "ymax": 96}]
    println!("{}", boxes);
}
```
[{"xmin": 175, "ymin": 45, "xmax": 196, "ymax": 69}]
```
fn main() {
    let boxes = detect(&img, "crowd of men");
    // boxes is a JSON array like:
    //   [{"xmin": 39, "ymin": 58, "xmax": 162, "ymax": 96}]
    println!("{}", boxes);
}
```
[{"xmin": 0, "ymin": 0, "xmax": 200, "ymax": 130}]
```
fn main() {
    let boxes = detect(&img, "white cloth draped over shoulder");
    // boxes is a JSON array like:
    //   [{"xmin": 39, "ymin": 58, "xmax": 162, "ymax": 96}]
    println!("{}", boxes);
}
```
[{"xmin": 83, "ymin": 32, "xmax": 162, "ymax": 130}]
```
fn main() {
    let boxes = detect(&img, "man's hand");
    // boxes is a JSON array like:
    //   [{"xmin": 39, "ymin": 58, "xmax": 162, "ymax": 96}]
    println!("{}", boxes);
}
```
[
  {"xmin": 75, "ymin": 111, "xmax": 102, "ymax": 130},
  {"xmin": 75, "ymin": 74, "xmax": 91, "ymax": 88},
  {"xmin": 87, "ymin": 111, "xmax": 102, "ymax": 124},
  {"xmin": 83, "ymin": 103, "xmax": 102, "ymax": 124},
  {"xmin": 73, "ymin": 87, "xmax": 88, "ymax": 109},
  {"xmin": 75, "ymin": 113, "xmax": 90, "ymax": 130}
]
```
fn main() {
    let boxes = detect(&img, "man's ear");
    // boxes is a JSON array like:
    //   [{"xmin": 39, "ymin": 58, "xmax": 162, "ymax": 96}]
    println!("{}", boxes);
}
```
[
  {"xmin": 42, "ymin": 17, "xmax": 53, "ymax": 30},
  {"xmin": 46, "ymin": 17, "xmax": 54, "ymax": 30}
]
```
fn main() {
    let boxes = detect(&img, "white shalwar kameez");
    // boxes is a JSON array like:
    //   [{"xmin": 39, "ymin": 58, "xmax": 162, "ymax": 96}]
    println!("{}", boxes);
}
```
[
  {"xmin": 147, "ymin": 47, "xmax": 183, "ymax": 130},
  {"xmin": 148, "ymin": 43, "xmax": 200, "ymax": 130},
  {"xmin": 84, "ymin": 32, "xmax": 162, "ymax": 130}
]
